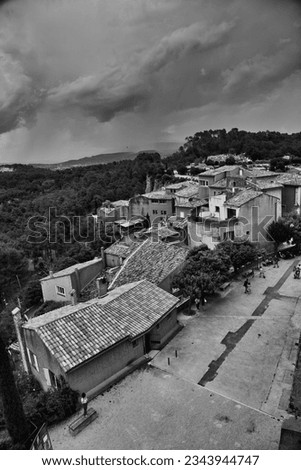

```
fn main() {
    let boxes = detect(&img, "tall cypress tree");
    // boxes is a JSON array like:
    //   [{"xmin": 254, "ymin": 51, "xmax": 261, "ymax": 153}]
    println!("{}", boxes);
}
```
[{"xmin": 0, "ymin": 334, "xmax": 29, "ymax": 445}]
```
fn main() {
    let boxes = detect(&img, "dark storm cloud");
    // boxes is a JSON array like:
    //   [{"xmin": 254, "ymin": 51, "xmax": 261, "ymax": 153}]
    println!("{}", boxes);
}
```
[
  {"xmin": 46, "ymin": 20, "xmax": 235, "ymax": 123},
  {"xmin": 0, "ymin": 0, "xmax": 301, "ymax": 163}
]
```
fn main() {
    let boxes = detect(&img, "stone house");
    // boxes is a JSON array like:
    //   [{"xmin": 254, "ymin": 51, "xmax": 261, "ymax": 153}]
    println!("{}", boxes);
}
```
[
  {"xmin": 277, "ymin": 174, "xmax": 301, "ymax": 216},
  {"xmin": 188, "ymin": 189, "xmax": 280, "ymax": 250},
  {"xmin": 40, "ymin": 258, "xmax": 103, "ymax": 304},
  {"xmin": 198, "ymin": 165, "xmax": 243, "ymax": 198},
  {"xmin": 97, "ymin": 200, "xmax": 129, "ymax": 225},
  {"xmin": 23, "ymin": 280, "xmax": 180, "ymax": 395},
  {"xmin": 174, "ymin": 183, "xmax": 205, "ymax": 219},
  {"xmin": 104, "ymin": 240, "xmax": 142, "ymax": 268}
]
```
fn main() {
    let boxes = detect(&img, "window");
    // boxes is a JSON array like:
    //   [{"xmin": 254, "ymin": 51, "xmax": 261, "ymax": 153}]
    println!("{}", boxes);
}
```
[
  {"xmin": 227, "ymin": 208, "xmax": 236, "ymax": 219},
  {"xmin": 43, "ymin": 368, "xmax": 61, "ymax": 388},
  {"xmin": 153, "ymin": 210, "xmax": 158, "ymax": 215},
  {"xmin": 200, "ymin": 180, "xmax": 209, "ymax": 186},
  {"xmin": 161, "ymin": 210, "xmax": 167, "ymax": 215},
  {"xmin": 27, "ymin": 348, "xmax": 39, "ymax": 371},
  {"xmin": 215, "ymin": 206, "xmax": 220, "ymax": 213},
  {"xmin": 56, "ymin": 286, "xmax": 65, "ymax": 297}
]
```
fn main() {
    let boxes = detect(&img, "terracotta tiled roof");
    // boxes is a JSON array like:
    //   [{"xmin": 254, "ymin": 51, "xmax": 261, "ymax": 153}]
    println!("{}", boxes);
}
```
[
  {"xmin": 175, "ymin": 198, "xmax": 206, "ymax": 208},
  {"xmin": 110, "ymin": 239, "xmax": 189, "ymax": 289},
  {"xmin": 246, "ymin": 169, "xmax": 279, "ymax": 178},
  {"xmin": 167, "ymin": 217, "xmax": 188, "ymax": 229},
  {"xmin": 200, "ymin": 165, "xmax": 240, "ymax": 176},
  {"xmin": 209, "ymin": 178, "xmax": 228, "ymax": 188},
  {"xmin": 111, "ymin": 200, "xmax": 129, "ymax": 207},
  {"xmin": 143, "ymin": 190, "xmax": 173, "ymax": 200},
  {"xmin": 164, "ymin": 181, "xmax": 191, "ymax": 190},
  {"xmin": 254, "ymin": 180, "xmax": 283, "ymax": 189},
  {"xmin": 145, "ymin": 226, "xmax": 179, "ymax": 238},
  {"xmin": 104, "ymin": 241, "xmax": 142, "ymax": 258},
  {"xmin": 24, "ymin": 280, "xmax": 179, "ymax": 372},
  {"xmin": 276, "ymin": 174, "xmax": 301, "ymax": 186},
  {"xmin": 226, "ymin": 189, "xmax": 263, "ymax": 207},
  {"xmin": 175, "ymin": 184, "xmax": 199, "ymax": 198},
  {"xmin": 172, "ymin": 219, "xmax": 188, "ymax": 229}
]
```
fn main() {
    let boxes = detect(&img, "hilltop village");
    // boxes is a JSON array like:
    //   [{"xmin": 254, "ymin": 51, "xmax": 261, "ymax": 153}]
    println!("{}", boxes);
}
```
[
  {"xmin": 2, "ymin": 136, "xmax": 301, "ymax": 449},
  {"xmin": 13, "ymin": 162, "xmax": 301, "ymax": 395}
]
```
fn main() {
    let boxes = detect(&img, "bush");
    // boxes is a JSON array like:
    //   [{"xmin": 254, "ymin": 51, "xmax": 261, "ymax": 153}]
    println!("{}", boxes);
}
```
[
  {"xmin": 17, "ymin": 373, "xmax": 79, "ymax": 426},
  {"xmin": 16, "ymin": 370, "xmax": 42, "ymax": 398},
  {"xmin": 20, "ymin": 277, "xmax": 43, "ymax": 310}
]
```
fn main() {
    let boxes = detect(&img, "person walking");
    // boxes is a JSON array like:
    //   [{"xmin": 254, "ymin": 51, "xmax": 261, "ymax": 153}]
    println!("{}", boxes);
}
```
[
  {"xmin": 81, "ymin": 392, "xmax": 88, "ymax": 416},
  {"xmin": 243, "ymin": 278, "xmax": 250, "ymax": 294},
  {"xmin": 274, "ymin": 256, "xmax": 279, "ymax": 268},
  {"xmin": 259, "ymin": 266, "xmax": 266, "ymax": 278}
]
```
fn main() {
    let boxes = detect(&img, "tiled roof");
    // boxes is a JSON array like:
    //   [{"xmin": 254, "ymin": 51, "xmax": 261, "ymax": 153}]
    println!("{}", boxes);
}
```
[
  {"xmin": 110, "ymin": 239, "xmax": 189, "ymax": 289},
  {"xmin": 175, "ymin": 198, "xmax": 206, "ymax": 208},
  {"xmin": 24, "ymin": 280, "xmax": 179, "ymax": 372},
  {"xmin": 104, "ymin": 241, "xmax": 142, "ymax": 258},
  {"xmin": 145, "ymin": 226, "xmax": 179, "ymax": 238},
  {"xmin": 164, "ymin": 181, "xmax": 191, "ymax": 190},
  {"xmin": 254, "ymin": 180, "xmax": 283, "ymax": 189},
  {"xmin": 200, "ymin": 165, "xmax": 240, "ymax": 176},
  {"xmin": 143, "ymin": 190, "xmax": 173, "ymax": 200},
  {"xmin": 40, "ymin": 258, "xmax": 102, "ymax": 281},
  {"xmin": 175, "ymin": 184, "xmax": 199, "ymax": 197},
  {"xmin": 209, "ymin": 178, "xmax": 228, "ymax": 188},
  {"xmin": 111, "ymin": 200, "xmax": 129, "ymax": 207},
  {"xmin": 114, "ymin": 218, "xmax": 145, "ymax": 228},
  {"xmin": 226, "ymin": 189, "xmax": 263, "ymax": 207},
  {"xmin": 246, "ymin": 169, "xmax": 279, "ymax": 178},
  {"xmin": 276, "ymin": 173, "xmax": 301, "ymax": 186},
  {"xmin": 172, "ymin": 219, "xmax": 188, "ymax": 229}
]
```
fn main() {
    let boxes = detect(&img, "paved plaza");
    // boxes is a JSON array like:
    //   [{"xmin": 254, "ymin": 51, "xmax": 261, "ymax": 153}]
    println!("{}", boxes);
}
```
[{"xmin": 50, "ymin": 257, "xmax": 301, "ymax": 449}]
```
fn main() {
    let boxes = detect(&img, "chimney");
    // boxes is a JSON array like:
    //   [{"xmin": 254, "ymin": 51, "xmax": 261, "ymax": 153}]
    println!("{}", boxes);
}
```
[
  {"xmin": 101, "ymin": 246, "xmax": 106, "ymax": 268},
  {"xmin": 70, "ymin": 289, "xmax": 77, "ymax": 306},
  {"xmin": 74, "ymin": 267, "xmax": 80, "ymax": 296},
  {"xmin": 11, "ymin": 307, "xmax": 29, "ymax": 373},
  {"xmin": 49, "ymin": 270, "xmax": 54, "ymax": 278},
  {"xmin": 96, "ymin": 276, "xmax": 108, "ymax": 297}
]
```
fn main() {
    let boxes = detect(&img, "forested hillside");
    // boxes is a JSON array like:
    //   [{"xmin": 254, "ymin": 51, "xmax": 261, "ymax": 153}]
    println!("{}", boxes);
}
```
[
  {"xmin": 165, "ymin": 128, "xmax": 301, "ymax": 167},
  {"xmin": 0, "ymin": 152, "xmax": 169, "ymax": 305},
  {"xmin": 1, "ymin": 128, "xmax": 300, "ymax": 317}
]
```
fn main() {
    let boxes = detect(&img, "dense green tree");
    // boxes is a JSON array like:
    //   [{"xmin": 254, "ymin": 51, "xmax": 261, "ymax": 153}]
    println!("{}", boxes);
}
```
[
  {"xmin": 267, "ymin": 220, "xmax": 293, "ymax": 246},
  {"xmin": 20, "ymin": 277, "xmax": 43, "ymax": 310},
  {"xmin": 0, "ymin": 334, "xmax": 29, "ymax": 445},
  {"xmin": 269, "ymin": 158, "xmax": 287, "ymax": 172},
  {"xmin": 172, "ymin": 246, "xmax": 231, "ymax": 305},
  {"xmin": 216, "ymin": 241, "xmax": 258, "ymax": 272}
]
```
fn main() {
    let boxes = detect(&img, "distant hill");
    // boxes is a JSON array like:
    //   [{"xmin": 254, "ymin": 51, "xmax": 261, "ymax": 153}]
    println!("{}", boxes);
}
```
[
  {"xmin": 33, "ymin": 152, "xmax": 137, "ymax": 169},
  {"xmin": 32, "ymin": 142, "xmax": 181, "ymax": 169}
]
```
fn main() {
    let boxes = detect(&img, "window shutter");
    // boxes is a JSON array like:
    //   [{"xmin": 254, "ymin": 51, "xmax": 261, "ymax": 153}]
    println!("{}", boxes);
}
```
[
  {"xmin": 43, "ymin": 368, "xmax": 51, "ymax": 386},
  {"xmin": 33, "ymin": 353, "xmax": 39, "ymax": 372},
  {"xmin": 26, "ymin": 347, "xmax": 32, "ymax": 365}
]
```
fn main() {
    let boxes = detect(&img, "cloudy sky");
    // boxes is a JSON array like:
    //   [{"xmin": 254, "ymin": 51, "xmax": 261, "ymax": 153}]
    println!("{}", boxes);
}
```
[{"xmin": 0, "ymin": 0, "xmax": 300, "ymax": 163}]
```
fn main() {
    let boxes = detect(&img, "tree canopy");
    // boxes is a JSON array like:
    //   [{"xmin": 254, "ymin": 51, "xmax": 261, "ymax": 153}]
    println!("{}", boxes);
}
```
[{"xmin": 172, "ymin": 245, "xmax": 231, "ymax": 301}]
